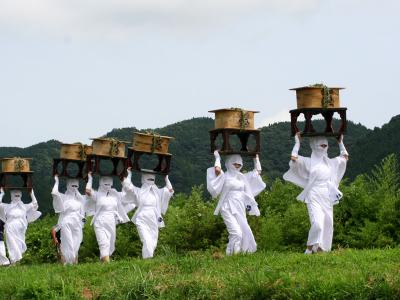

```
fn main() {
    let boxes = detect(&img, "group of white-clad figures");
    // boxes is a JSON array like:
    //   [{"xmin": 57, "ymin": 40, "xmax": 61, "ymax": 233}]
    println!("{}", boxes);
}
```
[{"xmin": 0, "ymin": 134, "xmax": 349, "ymax": 266}]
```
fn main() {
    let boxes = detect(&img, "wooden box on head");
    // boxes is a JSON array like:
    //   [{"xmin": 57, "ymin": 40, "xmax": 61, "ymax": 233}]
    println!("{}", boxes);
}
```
[
  {"xmin": 53, "ymin": 143, "xmax": 92, "ymax": 179},
  {"xmin": 0, "ymin": 157, "xmax": 33, "ymax": 191},
  {"xmin": 289, "ymin": 85, "xmax": 348, "ymax": 138},
  {"xmin": 209, "ymin": 108, "xmax": 261, "ymax": 157},
  {"xmin": 86, "ymin": 138, "xmax": 128, "ymax": 180},
  {"xmin": 128, "ymin": 132, "xmax": 173, "ymax": 175}
]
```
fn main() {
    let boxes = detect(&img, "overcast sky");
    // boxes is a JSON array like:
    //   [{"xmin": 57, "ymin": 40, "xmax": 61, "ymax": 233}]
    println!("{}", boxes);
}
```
[{"xmin": 1, "ymin": 0, "xmax": 399, "ymax": 147}]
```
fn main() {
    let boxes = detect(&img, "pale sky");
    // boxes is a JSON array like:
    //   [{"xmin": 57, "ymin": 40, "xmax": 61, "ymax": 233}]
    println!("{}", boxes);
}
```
[{"xmin": 1, "ymin": 0, "xmax": 399, "ymax": 147}]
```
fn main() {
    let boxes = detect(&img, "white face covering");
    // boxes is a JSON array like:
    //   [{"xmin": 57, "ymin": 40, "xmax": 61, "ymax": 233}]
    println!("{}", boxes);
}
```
[
  {"xmin": 10, "ymin": 190, "xmax": 22, "ymax": 203},
  {"xmin": 310, "ymin": 137, "xmax": 329, "ymax": 171},
  {"xmin": 225, "ymin": 155, "xmax": 243, "ymax": 175},
  {"xmin": 141, "ymin": 174, "xmax": 156, "ymax": 186},
  {"xmin": 99, "ymin": 176, "xmax": 113, "ymax": 193},
  {"xmin": 66, "ymin": 179, "xmax": 79, "ymax": 194}
]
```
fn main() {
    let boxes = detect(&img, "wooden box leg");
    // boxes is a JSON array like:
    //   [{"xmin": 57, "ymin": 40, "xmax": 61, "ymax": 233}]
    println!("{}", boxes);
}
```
[
  {"xmin": 303, "ymin": 112, "xmax": 316, "ymax": 134},
  {"xmin": 322, "ymin": 111, "xmax": 334, "ymax": 134},
  {"xmin": 339, "ymin": 110, "xmax": 347, "ymax": 134},
  {"xmin": 133, "ymin": 152, "xmax": 143, "ymax": 171},
  {"xmin": 291, "ymin": 112, "xmax": 301, "ymax": 136},
  {"xmin": 210, "ymin": 132, "xmax": 218, "ymax": 153},
  {"xmin": 237, "ymin": 132, "xmax": 250, "ymax": 152}
]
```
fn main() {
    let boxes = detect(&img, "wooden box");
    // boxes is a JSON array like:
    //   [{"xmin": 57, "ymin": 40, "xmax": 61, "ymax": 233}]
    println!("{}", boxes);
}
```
[
  {"xmin": 1, "ymin": 158, "xmax": 32, "ymax": 173},
  {"xmin": 91, "ymin": 138, "xmax": 126, "ymax": 158},
  {"xmin": 290, "ymin": 86, "xmax": 344, "ymax": 109},
  {"xmin": 60, "ymin": 143, "xmax": 93, "ymax": 161},
  {"xmin": 209, "ymin": 108, "xmax": 259, "ymax": 130},
  {"xmin": 131, "ymin": 132, "xmax": 173, "ymax": 155}
]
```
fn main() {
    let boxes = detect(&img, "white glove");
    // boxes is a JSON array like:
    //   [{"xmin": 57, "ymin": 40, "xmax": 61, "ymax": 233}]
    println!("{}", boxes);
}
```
[
  {"xmin": 253, "ymin": 154, "xmax": 262, "ymax": 172},
  {"xmin": 123, "ymin": 168, "xmax": 132, "ymax": 185},
  {"xmin": 86, "ymin": 172, "xmax": 93, "ymax": 191},
  {"xmin": 338, "ymin": 135, "xmax": 349, "ymax": 156},
  {"xmin": 291, "ymin": 134, "xmax": 301, "ymax": 157},
  {"xmin": 0, "ymin": 188, "xmax": 4, "ymax": 202},
  {"xmin": 214, "ymin": 150, "xmax": 221, "ymax": 169},
  {"xmin": 165, "ymin": 175, "xmax": 173, "ymax": 191}
]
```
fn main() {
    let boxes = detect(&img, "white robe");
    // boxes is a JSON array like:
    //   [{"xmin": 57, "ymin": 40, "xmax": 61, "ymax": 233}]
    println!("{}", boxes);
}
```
[
  {"xmin": 207, "ymin": 161, "xmax": 266, "ymax": 255},
  {"xmin": 52, "ymin": 189, "xmax": 86, "ymax": 264},
  {"xmin": 86, "ymin": 189, "xmax": 130, "ymax": 259},
  {"xmin": 123, "ymin": 182, "xmax": 173, "ymax": 259},
  {"xmin": 0, "ymin": 201, "xmax": 41, "ymax": 263},
  {"xmin": 283, "ymin": 141, "xmax": 347, "ymax": 251}
]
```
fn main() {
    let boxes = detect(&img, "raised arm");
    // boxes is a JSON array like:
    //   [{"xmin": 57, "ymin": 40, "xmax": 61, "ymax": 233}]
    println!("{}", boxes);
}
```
[
  {"xmin": 0, "ymin": 188, "xmax": 4, "ymax": 203},
  {"xmin": 337, "ymin": 135, "xmax": 349, "ymax": 161},
  {"xmin": 253, "ymin": 154, "xmax": 262, "ymax": 175},
  {"xmin": 30, "ymin": 189, "xmax": 39, "ymax": 210},
  {"xmin": 85, "ymin": 172, "xmax": 94, "ymax": 197},
  {"xmin": 164, "ymin": 175, "xmax": 174, "ymax": 194},
  {"xmin": 291, "ymin": 132, "xmax": 301, "ymax": 162},
  {"xmin": 214, "ymin": 150, "xmax": 222, "ymax": 176}
]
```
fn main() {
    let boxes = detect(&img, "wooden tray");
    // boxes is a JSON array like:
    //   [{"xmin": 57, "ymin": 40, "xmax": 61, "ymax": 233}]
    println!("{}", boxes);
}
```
[
  {"xmin": 209, "ymin": 108, "xmax": 259, "ymax": 130},
  {"xmin": 60, "ymin": 143, "xmax": 93, "ymax": 161},
  {"xmin": 1, "ymin": 158, "xmax": 32, "ymax": 173},
  {"xmin": 131, "ymin": 132, "xmax": 173, "ymax": 155},
  {"xmin": 91, "ymin": 138, "xmax": 126, "ymax": 158},
  {"xmin": 290, "ymin": 86, "xmax": 344, "ymax": 109}
]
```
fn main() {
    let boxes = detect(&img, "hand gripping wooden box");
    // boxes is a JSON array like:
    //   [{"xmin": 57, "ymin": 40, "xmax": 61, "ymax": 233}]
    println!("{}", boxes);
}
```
[
  {"xmin": 289, "ymin": 85, "xmax": 347, "ymax": 137},
  {"xmin": 209, "ymin": 108, "xmax": 261, "ymax": 156},
  {"xmin": 0, "ymin": 157, "xmax": 33, "ymax": 190},
  {"xmin": 128, "ymin": 132, "xmax": 173, "ymax": 175}
]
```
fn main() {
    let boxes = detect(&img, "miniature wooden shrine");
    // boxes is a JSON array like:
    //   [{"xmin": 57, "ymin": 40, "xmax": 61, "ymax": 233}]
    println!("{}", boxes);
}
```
[
  {"xmin": 289, "ymin": 85, "xmax": 348, "ymax": 137},
  {"xmin": 209, "ymin": 108, "xmax": 261, "ymax": 156},
  {"xmin": 128, "ymin": 132, "xmax": 173, "ymax": 175},
  {"xmin": 0, "ymin": 157, "xmax": 33, "ymax": 190},
  {"xmin": 53, "ymin": 143, "xmax": 92, "ymax": 178}
]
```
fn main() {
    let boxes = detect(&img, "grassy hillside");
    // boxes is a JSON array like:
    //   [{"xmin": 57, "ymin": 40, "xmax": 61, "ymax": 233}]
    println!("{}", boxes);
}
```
[{"xmin": 0, "ymin": 249, "xmax": 399, "ymax": 299}]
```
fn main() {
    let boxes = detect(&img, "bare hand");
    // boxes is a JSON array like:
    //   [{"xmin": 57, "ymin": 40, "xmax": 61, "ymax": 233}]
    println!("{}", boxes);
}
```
[{"xmin": 215, "ymin": 166, "xmax": 221, "ymax": 176}]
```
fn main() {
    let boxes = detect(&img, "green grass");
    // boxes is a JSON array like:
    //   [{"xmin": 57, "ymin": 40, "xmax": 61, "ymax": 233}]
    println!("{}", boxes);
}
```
[{"xmin": 0, "ymin": 248, "xmax": 399, "ymax": 299}]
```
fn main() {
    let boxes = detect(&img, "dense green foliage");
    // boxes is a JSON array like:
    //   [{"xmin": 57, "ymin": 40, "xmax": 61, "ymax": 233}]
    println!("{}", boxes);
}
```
[
  {"xmin": 0, "ymin": 115, "xmax": 378, "ymax": 214},
  {"xmin": 1, "ymin": 249, "xmax": 399, "ymax": 299},
  {"xmin": 14, "ymin": 154, "xmax": 400, "ymax": 265}
]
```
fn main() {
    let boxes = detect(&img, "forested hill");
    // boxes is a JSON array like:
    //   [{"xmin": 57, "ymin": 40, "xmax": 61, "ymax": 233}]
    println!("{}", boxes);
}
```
[{"xmin": 1, "ymin": 115, "xmax": 399, "ymax": 214}]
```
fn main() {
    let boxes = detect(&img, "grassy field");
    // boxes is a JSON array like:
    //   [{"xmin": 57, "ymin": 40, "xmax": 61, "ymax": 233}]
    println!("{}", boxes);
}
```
[{"xmin": 0, "ymin": 248, "xmax": 399, "ymax": 299}]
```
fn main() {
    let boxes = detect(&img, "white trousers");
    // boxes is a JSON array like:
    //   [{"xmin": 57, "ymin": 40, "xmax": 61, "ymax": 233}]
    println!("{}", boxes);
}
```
[
  {"xmin": 306, "ymin": 195, "xmax": 334, "ymax": 251},
  {"xmin": 220, "ymin": 199, "xmax": 257, "ymax": 255},
  {"xmin": 135, "ymin": 208, "xmax": 159, "ymax": 259},
  {"xmin": 5, "ymin": 219, "xmax": 27, "ymax": 263},
  {"xmin": 94, "ymin": 214, "xmax": 116, "ymax": 259},
  {"xmin": 60, "ymin": 217, "xmax": 83, "ymax": 264}
]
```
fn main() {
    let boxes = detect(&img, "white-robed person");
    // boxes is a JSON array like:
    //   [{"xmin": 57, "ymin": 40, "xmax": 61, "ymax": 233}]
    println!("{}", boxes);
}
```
[
  {"xmin": 85, "ymin": 173, "xmax": 130, "ymax": 262},
  {"xmin": 51, "ymin": 175, "xmax": 86, "ymax": 265},
  {"xmin": 0, "ymin": 188, "xmax": 41, "ymax": 264},
  {"xmin": 122, "ymin": 168, "xmax": 174, "ymax": 259},
  {"xmin": 207, "ymin": 151, "xmax": 266, "ymax": 255},
  {"xmin": 0, "ymin": 219, "xmax": 9, "ymax": 266},
  {"xmin": 283, "ymin": 133, "xmax": 349, "ymax": 254}
]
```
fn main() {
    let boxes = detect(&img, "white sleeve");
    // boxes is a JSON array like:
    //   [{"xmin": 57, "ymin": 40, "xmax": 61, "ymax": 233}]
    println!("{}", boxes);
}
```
[
  {"xmin": 283, "ymin": 156, "xmax": 311, "ymax": 189},
  {"xmin": 51, "ymin": 181, "xmax": 64, "ymax": 213},
  {"xmin": 160, "ymin": 187, "xmax": 174, "ymax": 215},
  {"xmin": 243, "ymin": 170, "xmax": 266, "ymax": 197},
  {"xmin": 207, "ymin": 167, "xmax": 225, "ymax": 198}
]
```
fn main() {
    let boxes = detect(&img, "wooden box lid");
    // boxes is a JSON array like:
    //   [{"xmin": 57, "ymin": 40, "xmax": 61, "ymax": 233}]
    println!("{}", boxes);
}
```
[
  {"xmin": 131, "ymin": 132, "xmax": 174, "ymax": 155},
  {"xmin": 209, "ymin": 108, "xmax": 259, "ymax": 130},
  {"xmin": 60, "ymin": 143, "xmax": 93, "ymax": 161},
  {"xmin": 90, "ymin": 138, "xmax": 127, "ymax": 158},
  {"xmin": 1, "ymin": 157, "xmax": 32, "ymax": 173},
  {"xmin": 290, "ymin": 85, "xmax": 345, "ymax": 109}
]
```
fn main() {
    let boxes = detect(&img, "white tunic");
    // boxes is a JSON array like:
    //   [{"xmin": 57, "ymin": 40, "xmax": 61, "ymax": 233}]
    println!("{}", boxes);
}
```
[
  {"xmin": 0, "ymin": 201, "xmax": 41, "ymax": 263},
  {"xmin": 207, "ymin": 155, "xmax": 266, "ymax": 256},
  {"xmin": 86, "ymin": 189, "xmax": 130, "ymax": 259},
  {"xmin": 52, "ymin": 189, "xmax": 86, "ymax": 265},
  {"xmin": 124, "ymin": 182, "xmax": 173, "ymax": 259},
  {"xmin": 283, "ymin": 138, "xmax": 347, "ymax": 251}
]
